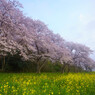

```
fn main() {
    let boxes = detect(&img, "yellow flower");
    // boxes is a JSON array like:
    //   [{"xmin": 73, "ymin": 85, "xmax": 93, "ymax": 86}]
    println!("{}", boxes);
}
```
[
  {"xmin": 76, "ymin": 90, "xmax": 79, "ymax": 93},
  {"xmin": 34, "ymin": 82, "xmax": 36, "ymax": 84},
  {"xmin": 51, "ymin": 92, "xmax": 53, "ymax": 95}
]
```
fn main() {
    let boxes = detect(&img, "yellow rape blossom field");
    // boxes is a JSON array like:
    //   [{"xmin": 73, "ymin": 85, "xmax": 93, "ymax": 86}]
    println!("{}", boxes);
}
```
[{"xmin": 0, "ymin": 72, "xmax": 95, "ymax": 95}]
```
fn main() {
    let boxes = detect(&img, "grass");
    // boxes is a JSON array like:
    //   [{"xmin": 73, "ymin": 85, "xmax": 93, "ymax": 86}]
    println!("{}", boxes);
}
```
[{"xmin": 0, "ymin": 72, "xmax": 95, "ymax": 95}]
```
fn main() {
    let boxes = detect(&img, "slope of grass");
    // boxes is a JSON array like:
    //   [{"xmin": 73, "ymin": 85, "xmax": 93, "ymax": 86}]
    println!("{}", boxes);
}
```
[{"xmin": 0, "ymin": 72, "xmax": 95, "ymax": 95}]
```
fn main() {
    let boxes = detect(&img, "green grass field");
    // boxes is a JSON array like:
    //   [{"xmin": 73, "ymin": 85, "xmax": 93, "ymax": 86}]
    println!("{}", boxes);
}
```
[{"xmin": 0, "ymin": 72, "xmax": 95, "ymax": 95}]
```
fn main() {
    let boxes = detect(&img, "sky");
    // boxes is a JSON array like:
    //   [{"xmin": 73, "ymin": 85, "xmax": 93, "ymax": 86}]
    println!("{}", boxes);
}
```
[{"xmin": 18, "ymin": 0, "xmax": 95, "ymax": 52}]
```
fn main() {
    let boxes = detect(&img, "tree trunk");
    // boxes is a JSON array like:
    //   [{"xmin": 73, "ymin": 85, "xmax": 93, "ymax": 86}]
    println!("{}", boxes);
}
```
[
  {"xmin": 67, "ymin": 64, "xmax": 70, "ymax": 73},
  {"xmin": 62, "ymin": 68, "xmax": 65, "ymax": 73},
  {"xmin": 37, "ymin": 62, "xmax": 40, "ymax": 73},
  {"xmin": 61, "ymin": 63, "xmax": 66, "ymax": 73},
  {"xmin": 36, "ymin": 60, "xmax": 46, "ymax": 73},
  {"xmin": 2, "ymin": 56, "xmax": 5, "ymax": 71}
]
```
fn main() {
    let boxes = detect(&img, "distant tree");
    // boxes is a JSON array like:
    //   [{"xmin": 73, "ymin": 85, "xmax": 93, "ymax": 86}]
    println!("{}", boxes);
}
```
[
  {"xmin": 50, "ymin": 35, "xmax": 72, "ymax": 73},
  {"xmin": 65, "ymin": 42, "xmax": 95, "ymax": 72}
]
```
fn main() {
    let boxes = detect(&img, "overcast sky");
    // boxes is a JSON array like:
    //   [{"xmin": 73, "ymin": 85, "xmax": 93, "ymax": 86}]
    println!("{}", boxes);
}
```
[{"xmin": 18, "ymin": 0, "xmax": 95, "ymax": 51}]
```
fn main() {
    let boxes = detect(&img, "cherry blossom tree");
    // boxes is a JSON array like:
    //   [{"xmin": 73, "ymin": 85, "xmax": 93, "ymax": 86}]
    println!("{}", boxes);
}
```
[
  {"xmin": 65, "ymin": 42, "xmax": 95, "ymax": 72},
  {"xmin": 0, "ymin": 0, "xmax": 35, "ymax": 70},
  {"xmin": 0, "ymin": 0, "xmax": 94, "ymax": 73},
  {"xmin": 24, "ymin": 20, "xmax": 72, "ymax": 73}
]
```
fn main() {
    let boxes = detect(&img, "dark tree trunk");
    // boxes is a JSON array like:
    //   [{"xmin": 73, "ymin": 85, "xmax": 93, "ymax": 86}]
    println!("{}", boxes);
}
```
[
  {"xmin": 2, "ymin": 56, "xmax": 5, "ymax": 71},
  {"xmin": 67, "ymin": 64, "xmax": 70, "ymax": 73},
  {"xmin": 37, "ymin": 62, "xmax": 40, "ymax": 73},
  {"xmin": 36, "ymin": 59, "xmax": 46, "ymax": 73},
  {"xmin": 61, "ymin": 63, "xmax": 66, "ymax": 73}
]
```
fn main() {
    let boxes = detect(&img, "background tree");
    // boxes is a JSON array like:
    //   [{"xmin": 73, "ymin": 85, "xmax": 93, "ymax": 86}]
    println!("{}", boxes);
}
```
[
  {"xmin": 65, "ymin": 42, "xmax": 95, "ymax": 72},
  {"xmin": 0, "ymin": 0, "xmax": 95, "ymax": 72}
]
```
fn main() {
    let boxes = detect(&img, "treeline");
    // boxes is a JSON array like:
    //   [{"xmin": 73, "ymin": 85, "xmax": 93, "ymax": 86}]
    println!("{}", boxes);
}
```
[
  {"xmin": 0, "ymin": 0, "xmax": 95, "ymax": 73},
  {"xmin": 0, "ymin": 54, "xmax": 84, "ymax": 73}
]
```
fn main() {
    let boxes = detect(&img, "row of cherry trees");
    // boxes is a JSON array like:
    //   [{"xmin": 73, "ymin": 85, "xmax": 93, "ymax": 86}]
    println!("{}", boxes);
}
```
[{"xmin": 0, "ymin": 0, "xmax": 95, "ymax": 72}]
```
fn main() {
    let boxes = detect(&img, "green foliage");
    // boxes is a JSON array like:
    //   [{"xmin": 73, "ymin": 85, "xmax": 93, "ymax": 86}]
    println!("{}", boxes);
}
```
[
  {"xmin": 0, "ymin": 54, "xmax": 84, "ymax": 73},
  {"xmin": 41, "ymin": 61, "xmax": 62, "ymax": 72}
]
